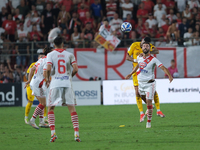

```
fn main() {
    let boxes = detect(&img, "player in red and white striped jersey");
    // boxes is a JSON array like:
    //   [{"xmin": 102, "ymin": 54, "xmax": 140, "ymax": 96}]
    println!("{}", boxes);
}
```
[
  {"xmin": 45, "ymin": 36, "xmax": 80, "ymax": 142},
  {"xmin": 125, "ymin": 42, "xmax": 173, "ymax": 128},
  {"xmin": 106, "ymin": 0, "xmax": 117, "ymax": 21}
]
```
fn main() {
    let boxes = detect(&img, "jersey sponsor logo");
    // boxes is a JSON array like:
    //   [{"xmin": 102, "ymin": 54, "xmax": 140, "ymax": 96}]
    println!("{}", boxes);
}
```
[
  {"xmin": 55, "ymin": 76, "xmax": 69, "ymax": 80},
  {"xmin": 139, "ymin": 62, "xmax": 147, "ymax": 69}
]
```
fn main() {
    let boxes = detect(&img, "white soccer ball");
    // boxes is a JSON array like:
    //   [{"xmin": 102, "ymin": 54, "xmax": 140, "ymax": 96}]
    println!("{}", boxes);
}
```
[{"xmin": 121, "ymin": 22, "xmax": 132, "ymax": 32}]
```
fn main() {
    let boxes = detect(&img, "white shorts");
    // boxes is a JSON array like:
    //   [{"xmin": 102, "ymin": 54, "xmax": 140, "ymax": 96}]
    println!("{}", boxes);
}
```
[
  {"xmin": 30, "ymin": 85, "xmax": 45, "ymax": 97},
  {"xmin": 138, "ymin": 81, "xmax": 156, "ymax": 100},
  {"xmin": 48, "ymin": 87, "xmax": 76, "ymax": 106}
]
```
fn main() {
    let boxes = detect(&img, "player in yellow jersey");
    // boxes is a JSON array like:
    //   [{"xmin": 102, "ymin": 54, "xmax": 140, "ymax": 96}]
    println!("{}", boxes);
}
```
[
  {"xmin": 24, "ymin": 49, "xmax": 48, "ymax": 124},
  {"xmin": 126, "ymin": 37, "xmax": 165, "ymax": 122}
]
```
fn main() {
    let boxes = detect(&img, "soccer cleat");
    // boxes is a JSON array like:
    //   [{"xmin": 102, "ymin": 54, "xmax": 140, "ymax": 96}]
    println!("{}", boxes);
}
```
[
  {"xmin": 157, "ymin": 111, "xmax": 165, "ymax": 118},
  {"xmin": 50, "ymin": 133, "xmax": 58, "ymax": 142},
  {"xmin": 29, "ymin": 120, "xmax": 39, "ymax": 129},
  {"xmin": 146, "ymin": 122, "xmax": 151, "ymax": 128},
  {"xmin": 39, "ymin": 122, "xmax": 49, "ymax": 128},
  {"xmin": 25, "ymin": 118, "xmax": 29, "ymax": 124},
  {"xmin": 140, "ymin": 114, "xmax": 145, "ymax": 122},
  {"xmin": 75, "ymin": 135, "xmax": 81, "ymax": 142}
]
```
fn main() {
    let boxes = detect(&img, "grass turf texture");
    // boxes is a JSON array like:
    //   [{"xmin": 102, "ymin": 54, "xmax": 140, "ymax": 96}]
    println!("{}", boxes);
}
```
[{"xmin": 0, "ymin": 103, "xmax": 200, "ymax": 150}]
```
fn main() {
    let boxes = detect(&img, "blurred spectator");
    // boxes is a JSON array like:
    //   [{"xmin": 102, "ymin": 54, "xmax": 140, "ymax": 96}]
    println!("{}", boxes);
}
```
[
  {"xmin": 110, "ymin": 13, "xmax": 123, "ymax": 38},
  {"xmin": 23, "ymin": 12, "xmax": 32, "ymax": 33},
  {"xmin": 193, "ymin": 24, "xmax": 200, "ymax": 35},
  {"xmin": 176, "ymin": 12, "xmax": 182, "ymax": 25},
  {"xmin": 135, "ymin": 18, "xmax": 143, "ymax": 38},
  {"xmin": 145, "ymin": 13, "xmax": 157, "ymax": 29},
  {"xmin": 178, "ymin": 17, "xmax": 189, "ymax": 39},
  {"xmin": 188, "ymin": 0, "xmax": 200, "ymax": 11},
  {"xmin": 164, "ymin": 0, "xmax": 175, "ymax": 14},
  {"xmin": 183, "ymin": 27, "xmax": 193, "ymax": 46},
  {"xmin": 17, "ymin": 23, "xmax": 28, "ymax": 41},
  {"xmin": 0, "ymin": 0, "xmax": 8, "ymax": 13},
  {"xmin": 32, "ymin": 12, "xmax": 41, "ymax": 31},
  {"xmin": 71, "ymin": 26, "xmax": 80, "ymax": 48},
  {"xmin": 2, "ymin": 14, "xmax": 17, "ymax": 42},
  {"xmin": 141, "ymin": 22, "xmax": 154, "ymax": 38},
  {"xmin": 175, "ymin": 0, "xmax": 187, "ymax": 13},
  {"xmin": 32, "ymin": 36, "xmax": 44, "ymax": 62},
  {"xmin": 81, "ymin": 22, "xmax": 95, "ymax": 47},
  {"xmin": 9, "ymin": 0, "xmax": 21, "ymax": 9},
  {"xmin": 78, "ymin": 0, "xmax": 90, "ymax": 10},
  {"xmin": 41, "ymin": 3, "xmax": 55, "ymax": 40},
  {"xmin": 35, "ymin": 0, "xmax": 46, "ymax": 15},
  {"xmin": 165, "ymin": 59, "xmax": 179, "ymax": 78},
  {"xmin": 155, "ymin": 36, "xmax": 166, "ymax": 47},
  {"xmin": 83, "ymin": 11, "xmax": 96, "ymax": 28},
  {"xmin": 99, "ymin": 18, "xmax": 111, "ymax": 32},
  {"xmin": 182, "ymin": 5, "xmax": 192, "ymax": 21},
  {"xmin": 192, "ymin": 7, "xmax": 198, "ymax": 16},
  {"xmin": 166, "ymin": 9, "xmax": 177, "ymax": 24},
  {"xmin": 57, "ymin": 5, "xmax": 71, "ymax": 29},
  {"xmin": 137, "ymin": 2, "xmax": 148, "ymax": 23},
  {"xmin": 68, "ymin": 12, "xmax": 81, "ymax": 34},
  {"xmin": 154, "ymin": 0, "xmax": 166, "ymax": 12},
  {"xmin": 13, "ymin": 65, "xmax": 24, "ymax": 82},
  {"xmin": 90, "ymin": 0, "xmax": 103, "ymax": 23},
  {"xmin": 166, "ymin": 20, "xmax": 179, "ymax": 43},
  {"xmin": 154, "ymin": 3, "xmax": 166, "ymax": 23},
  {"xmin": 30, "ymin": 4, "xmax": 38, "ymax": 16},
  {"xmin": 124, "ymin": 14, "xmax": 135, "ymax": 29},
  {"xmin": 59, "ymin": 0, "xmax": 73, "ymax": 12},
  {"xmin": 155, "ymin": 27, "xmax": 165, "ymax": 38},
  {"xmin": 158, "ymin": 14, "xmax": 166, "ymax": 27},
  {"xmin": 13, "ymin": 8, "xmax": 24, "ymax": 21},
  {"xmin": 0, "ymin": 27, "xmax": 5, "ymax": 35},
  {"xmin": 143, "ymin": 0, "xmax": 154, "ymax": 13},
  {"xmin": 106, "ymin": 0, "xmax": 117, "ymax": 22},
  {"xmin": 0, "ymin": 63, "xmax": 5, "ymax": 82},
  {"xmin": 62, "ymin": 28, "xmax": 70, "ymax": 44},
  {"xmin": 121, "ymin": 0, "xmax": 133, "ymax": 21},
  {"xmin": 15, "ymin": 18, "xmax": 21, "ymax": 30},
  {"xmin": 15, "ymin": 37, "xmax": 30, "ymax": 67},
  {"xmin": 0, "ymin": 33, "xmax": 12, "ymax": 71},
  {"xmin": 190, "ymin": 14, "xmax": 200, "ymax": 29},
  {"xmin": 192, "ymin": 31, "xmax": 200, "ymax": 45},
  {"xmin": 17, "ymin": 0, "xmax": 30, "ymax": 17},
  {"xmin": 1, "ymin": 66, "xmax": 13, "ymax": 83},
  {"xmin": 28, "ymin": 25, "xmax": 43, "ymax": 41},
  {"xmin": 0, "ymin": 7, "xmax": 8, "ymax": 27},
  {"xmin": 78, "ymin": 3, "xmax": 88, "ymax": 22}
]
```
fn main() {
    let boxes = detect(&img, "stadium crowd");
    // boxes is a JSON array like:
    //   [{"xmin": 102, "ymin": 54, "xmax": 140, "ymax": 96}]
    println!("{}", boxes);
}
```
[{"xmin": 0, "ymin": 0, "xmax": 199, "ymax": 83}]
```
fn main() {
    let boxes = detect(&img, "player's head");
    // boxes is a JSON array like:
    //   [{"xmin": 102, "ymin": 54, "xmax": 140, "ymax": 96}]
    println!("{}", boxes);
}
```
[
  {"xmin": 103, "ymin": 18, "xmax": 109, "ymax": 26},
  {"xmin": 43, "ymin": 47, "xmax": 53, "ymax": 56},
  {"xmin": 141, "ymin": 37, "xmax": 151, "ymax": 47},
  {"xmin": 141, "ymin": 42, "xmax": 151, "ymax": 54},
  {"xmin": 53, "ymin": 35, "xmax": 64, "ymax": 48}
]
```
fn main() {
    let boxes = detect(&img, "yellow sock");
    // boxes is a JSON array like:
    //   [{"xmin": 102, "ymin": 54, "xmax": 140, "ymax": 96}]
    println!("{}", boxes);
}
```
[
  {"xmin": 25, "ymin": 102, "xmax": 33, "ymax": 117},
  {"xmin": 44, "ymin": 107, "xmax": 47, "ymax": 117},
  {"xmin": 136, "ymin": 96, "xmax": 143, "ymax": 113},
  {"xmin": 154, "ymin": 92, "xmax": 160, "ymax": 110}
]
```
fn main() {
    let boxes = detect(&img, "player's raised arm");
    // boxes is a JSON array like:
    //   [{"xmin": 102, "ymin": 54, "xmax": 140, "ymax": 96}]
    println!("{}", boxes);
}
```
[
  {"xmin": 160, "ymin": 66, "xmax": 173, "ymax": 83},
  {"xmin": 150, "ymin": 47, "xmax": 159, "ymax": 54},
  {"xmin": 125, "ymin": 64, "xmax": 139, "ymax": 79}
]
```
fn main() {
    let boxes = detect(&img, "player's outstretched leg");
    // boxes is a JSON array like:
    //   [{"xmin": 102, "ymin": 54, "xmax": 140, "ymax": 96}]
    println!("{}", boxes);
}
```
[
  {"xmin": 154, "ymin": 91, "xmax": 165, "ymax": 118},
  {"xmin": 48, "ymin": 109, "xmax": 57, "ymax": 142}
]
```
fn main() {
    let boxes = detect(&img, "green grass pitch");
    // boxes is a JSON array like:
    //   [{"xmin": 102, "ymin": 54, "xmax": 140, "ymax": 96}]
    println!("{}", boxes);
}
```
[{"xmin": 0, "ymin": 103, "xmax": 200, "ymax": 150}]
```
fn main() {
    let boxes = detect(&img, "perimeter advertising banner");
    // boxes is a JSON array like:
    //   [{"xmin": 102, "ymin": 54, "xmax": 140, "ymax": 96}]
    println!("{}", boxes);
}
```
[
  {"xmin": 103, "ymin": 78, "xmax": 200, "ymax": 105},
  {"xmin": 95, "ymin": 28, "xmax": 121, "ymax": 51},
  {"xmin": 22, "ymin": 81, "xmax": 101, "ymax": 107}
]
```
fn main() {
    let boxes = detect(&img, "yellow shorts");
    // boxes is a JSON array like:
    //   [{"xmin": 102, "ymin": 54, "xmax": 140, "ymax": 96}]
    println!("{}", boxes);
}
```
[
  {"xmin": 26, "ymin": 85, "xmax": 35, "ymax": 102},
  {"xmin": 132, "ymin": 72, "xmax": 139, "ymax": 86}
]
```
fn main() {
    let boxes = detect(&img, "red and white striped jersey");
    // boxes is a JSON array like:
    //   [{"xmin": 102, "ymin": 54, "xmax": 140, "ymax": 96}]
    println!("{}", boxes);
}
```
[
  {"xmin": 136, "ymin": 55, "xmax": 163, "ymax": 82},
  {"xmin": 106, "ymin": 2, "xmax": 117, "ymax": 18},
  {"xmin": 46, "ymin": 49, "xmax": 76, "ymax": 89}
]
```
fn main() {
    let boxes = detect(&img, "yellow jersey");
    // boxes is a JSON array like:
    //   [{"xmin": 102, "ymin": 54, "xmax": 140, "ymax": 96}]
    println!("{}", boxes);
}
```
[
  {"xmin": 27, "ymin": 62, "xmax": 36, "ymax": 74},
  {"xmin": 127, "ymin": 42, "xmax": 155, "ymax": 67}
]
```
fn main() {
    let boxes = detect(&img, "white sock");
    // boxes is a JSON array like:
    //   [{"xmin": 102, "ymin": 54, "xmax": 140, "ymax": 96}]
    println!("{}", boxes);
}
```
[
  {"xmin": 157, "ymin": 109, "xmax": 160, "ymax": 112},
  {"xmin": 39, "ymin": 118, "xmax": 44, "ymax": 123},
  {"xmin": 30, "ymin": 117, "xmax": 36, "ymax": 122},
  {"xmin": 25, "ymin": 116, "xmax": 28, "ymax": 119},
  {"xmin": 51, "ymin": 130, "xmax": 55, "ymax": 136},
  {"xmin": 74, "ymin": 131, "xmax": 79, "ymax": 137},
  {"xmin": 140, "ymin": 111, "xmax": 144, "ymax": 115}
]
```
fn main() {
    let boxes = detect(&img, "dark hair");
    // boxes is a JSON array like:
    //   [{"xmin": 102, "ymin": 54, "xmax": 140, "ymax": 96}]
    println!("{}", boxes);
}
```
[
  {"xmin": 53, "ymin": 36, "xmax": 63, "ymax": 47},
  {"xmin": 142, "ymin": 41, "xmax": 151, "ymax": 47},
  {"xmin": 103, "ymin": 18, "xmax": 108, "ymax": 22},
  {"xmin": 171, "ymin": 59, "xmax": 175, "ymax": 63},
  {"xmin": 144, "ymin": 37, "xmax": 151, "ymax": 43},
  {"xmin": 43, "ymin": 47, "xmax": 53, "ymax": 56}
]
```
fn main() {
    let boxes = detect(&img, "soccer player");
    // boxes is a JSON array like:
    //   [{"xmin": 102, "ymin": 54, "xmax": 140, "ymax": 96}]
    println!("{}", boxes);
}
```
[
  {"xmin": 126, "ymin": 37, "xmax": 165, "ymax": 122},
  {"xmin": 125, "ymin": 42, "xmax": 173, "ymax": 128},
  {"xmin": 25, "ymin": 47, "xmax": 53, "ymax": 129},
  {"xmin": 45, "ymin": 36, "xmax": 80, "ymax": 142},
  {"xmin": 24, "ymin": 49, "xmax": 48, "ymax": 124}
]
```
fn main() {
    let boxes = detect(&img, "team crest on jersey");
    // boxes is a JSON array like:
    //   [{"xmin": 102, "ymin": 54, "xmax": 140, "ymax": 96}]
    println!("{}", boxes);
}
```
[{"xmin": 139, "ymin": 62, "xmax": 147, "ymax": 69}]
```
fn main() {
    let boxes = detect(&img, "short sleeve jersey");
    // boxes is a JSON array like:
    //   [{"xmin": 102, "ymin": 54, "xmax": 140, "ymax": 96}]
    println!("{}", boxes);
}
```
[
  {"xmin": 46, "ymin": 49, "xmax": 76, "ymax": 89},
  {"xmin": 127, "ymin": 42, "xmax": 154, "ymax": 67},
  {"xmin": 136, "ymin": 55, "xmax": 163, "ymax": 82}
]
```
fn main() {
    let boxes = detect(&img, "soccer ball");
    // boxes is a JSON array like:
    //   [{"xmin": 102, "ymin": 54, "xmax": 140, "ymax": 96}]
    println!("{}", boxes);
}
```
[{"xmin": 121, "ymin": 22, "xmax": 132, "ymax": 32}]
